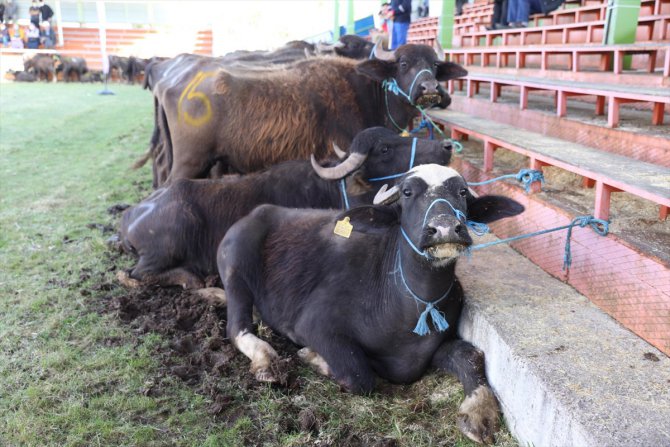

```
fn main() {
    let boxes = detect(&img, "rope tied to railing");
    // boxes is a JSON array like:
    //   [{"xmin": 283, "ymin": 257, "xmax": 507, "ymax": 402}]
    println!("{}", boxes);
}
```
[
  {"xmin": 467, "ymin": 169, "xmax": 545, "ymax": 192},
  {"xmin": 469, "ymin": 215, "xmax": 610, "ymax": 271}
]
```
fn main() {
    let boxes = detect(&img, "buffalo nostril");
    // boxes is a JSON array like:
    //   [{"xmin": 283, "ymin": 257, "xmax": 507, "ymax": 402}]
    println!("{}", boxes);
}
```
[
  {"xmin": 454, "ymin": 224, "xmax": 464, "ymax": 235},
  {"xmin": 426, "ymin": 227, "xmax": 437, "ymax": 236}
]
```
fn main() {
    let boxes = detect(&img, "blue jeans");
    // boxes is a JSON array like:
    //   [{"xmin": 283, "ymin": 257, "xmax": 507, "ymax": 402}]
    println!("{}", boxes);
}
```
[
  {"xmin": 391, "ymin": 21, "xmax": 409, "ymax": 49},
  {"xmin": 507, "ymin": 0, "xmax": 541, "ymax": 23}
]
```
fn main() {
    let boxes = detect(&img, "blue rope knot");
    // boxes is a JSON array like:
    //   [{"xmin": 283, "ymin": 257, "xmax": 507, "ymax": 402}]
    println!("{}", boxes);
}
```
[
  {"xmin": 516, "ymin": 169, "xmax": 545, "ymax": 192},
  {"xmin": 563, "ymin": 216, "xmax": 609, "ymax": 270},
  {"xmin": 397, "ymin": 251, "xmax": 453, "ymax": 336},
  {"xmin": 382, "ymin": 78, "xmax": 412, "ymax": 103}
]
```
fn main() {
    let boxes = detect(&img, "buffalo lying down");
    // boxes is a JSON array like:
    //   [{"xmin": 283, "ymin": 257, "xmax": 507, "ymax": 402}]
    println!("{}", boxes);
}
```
[
  {"xmin": 219, "ymin": 164, "xmax": 525, "ymax": 444},
  {"xmin": 118, "ymin": 128, "xmax": 452, "ymax": 289}
]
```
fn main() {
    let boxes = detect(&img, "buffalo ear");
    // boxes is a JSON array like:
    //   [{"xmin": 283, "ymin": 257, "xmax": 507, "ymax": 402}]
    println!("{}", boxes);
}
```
[
  {"xmin": 355, "ymin": 59, "xmax": 395, "ymax": 82},
  {"xmin": 435, "ymin": 61, "xmax": 468, "ymax": 81},
  {"xmin": 337, "ymin": 205, "xmax": 399, "ymax": 234},
  {"xmin": 467, "ymin": 195, "xmax": 525, "ymax": 223}
]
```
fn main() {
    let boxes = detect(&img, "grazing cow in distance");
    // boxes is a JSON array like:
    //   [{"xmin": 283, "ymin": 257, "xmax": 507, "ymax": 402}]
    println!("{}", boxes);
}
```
[
  {"xmin": 154, "ymin": 44, "xmax": 466, "ymax": 186},
  {"xmin": 218, "ymin": 164, "xmax": 525, "ymax": 444},
  {"xmin": 55, "ymin": 56, "xmax": 88, "ymax": 82},
  {"xmin": 5, "ymin": 70, "xmax": 37, "ymax": 82},
  {"xmin": 117, "ymin": 127, "xmax": 453, "ymax": 289},
  {"xmin": 23, "ymin": 53, "xmax": 57, "ymax": 82}
]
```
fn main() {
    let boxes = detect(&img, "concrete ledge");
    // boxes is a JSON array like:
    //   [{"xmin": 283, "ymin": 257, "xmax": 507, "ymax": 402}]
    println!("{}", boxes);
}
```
[{"xmin": 456, "ymin": 238, "xmax": 670, "ymax": 446}]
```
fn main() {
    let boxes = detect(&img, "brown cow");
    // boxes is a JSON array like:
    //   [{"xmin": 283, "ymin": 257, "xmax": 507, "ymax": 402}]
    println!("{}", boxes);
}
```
[{"xmin": 150, "ymin": 44, "xmax": 465, "ymax": 186}]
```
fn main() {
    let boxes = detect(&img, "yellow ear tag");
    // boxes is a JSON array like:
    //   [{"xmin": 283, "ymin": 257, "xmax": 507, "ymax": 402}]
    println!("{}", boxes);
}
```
[
  {"xmin": 400, "ymin": 130, "xmax": 410, "ymax": 137},
  {"xmin": 333, "ymin": 217, "xmax": 353, "ymax": 238}
]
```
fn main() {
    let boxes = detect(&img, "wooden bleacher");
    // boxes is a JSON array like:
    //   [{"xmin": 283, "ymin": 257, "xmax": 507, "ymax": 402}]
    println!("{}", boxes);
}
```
[{"xmin": 413, "ymin": 0, "xmax": 670, "ymax": 356}]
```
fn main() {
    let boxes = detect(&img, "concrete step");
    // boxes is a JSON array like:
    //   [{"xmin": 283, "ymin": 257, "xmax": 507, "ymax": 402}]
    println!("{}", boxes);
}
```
[{"xmin": 456, "ymin": 235, "xmax": 670, "ymax": 446}]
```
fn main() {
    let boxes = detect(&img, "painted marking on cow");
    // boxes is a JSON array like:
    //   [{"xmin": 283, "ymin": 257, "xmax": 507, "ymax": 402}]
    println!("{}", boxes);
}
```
[
  {"xmin": 126, "ymin": 188, "xmax": 166, "ymax": 234},
  {"xmin": 408, "ymin": 164, "xmax": 461, "ymax": 187},
  {"xmin": 178, "ymin": 70, "xmax": 216, "ymax": 127}
]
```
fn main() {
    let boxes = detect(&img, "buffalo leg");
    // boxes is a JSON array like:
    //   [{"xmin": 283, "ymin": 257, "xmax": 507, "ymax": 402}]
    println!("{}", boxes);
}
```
[
  {"xmin": 431, "ymin": 339, "xmax": 500, "ymax": 444},
  {"xmin": 225, "ymin": 273, "xmax": 279, "ymax": 382},
  {"xmin": 121, "ymin": 264, "xmax": 206, "ymax": 289},
  {"xmin": 306, "ymin": 334, "xmax": 376, "ymax": 394}
]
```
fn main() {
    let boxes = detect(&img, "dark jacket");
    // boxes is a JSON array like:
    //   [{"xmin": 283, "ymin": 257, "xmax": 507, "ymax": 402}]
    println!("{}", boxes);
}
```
[
  {"xmin": 391, "ymin": 0, "xmax": 412, "ymax": 23},
  {"xmin": 40, "ymin": 3, "xmax": 54, "ymax": 21},
  {"xmin": 539, "ymin": 0, "xmax": 565, "ymax": 14}
]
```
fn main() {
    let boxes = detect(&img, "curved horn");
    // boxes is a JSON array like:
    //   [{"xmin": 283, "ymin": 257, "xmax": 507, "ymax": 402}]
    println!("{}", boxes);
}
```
[
  {"xmin": 311, "ymin": 152, "xmax": 367, "ymax": 180},
  {"xmin": 332, "ymin": 142, "xmax": 347, "ymax": 159},
  {"xmin": 373, "ymin": 184, "xmax": 401, "ymax": 205},
  {"xmin": 373, "ymin": 44, "xmax": 396, "ymax": 61},
  {"xmin": 433, "ymin": 39, "xmax": 445, "ymax": 62}
]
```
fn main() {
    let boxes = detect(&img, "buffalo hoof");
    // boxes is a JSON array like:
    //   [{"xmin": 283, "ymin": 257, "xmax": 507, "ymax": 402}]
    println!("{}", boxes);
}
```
[
  {"xmin": 116, "ymin": 270, "xmax": 141, "ymax": 288},
  {"xmin": 457, "ymin": 385, "xmax": 500, "ymax": 444},
  {"xmin": 297, "ymin": 347, "xmax": 331, "ymax": 377},
  {"xmin": 193, "ymin": 287, "xmax": 227, "ymax": 306},
  {"xmin": 254, "ymin": 367, "xmax": 277, "ymax": 383}
]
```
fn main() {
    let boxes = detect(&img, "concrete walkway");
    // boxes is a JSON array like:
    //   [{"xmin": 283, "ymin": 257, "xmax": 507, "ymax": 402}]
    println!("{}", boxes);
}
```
[{"xmin": 456, "ymin": 235, "xmax": 670, "ymax": 447}]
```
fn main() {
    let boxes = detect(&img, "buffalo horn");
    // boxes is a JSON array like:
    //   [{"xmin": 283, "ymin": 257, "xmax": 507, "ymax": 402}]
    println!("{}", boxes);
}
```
[
  {"xmin": 332, "ymin": 142, "xmax": 347, "ymax": 159},
  {"xmin": 373, "ymin": 184, "xmax": 401, "ymax": 205},
  {"xmin": 311, "ymin": 152, "xmax": 367, "ymax": 180},
  {"xmin": 433, "ymin": 39, "xmax": 446, "ymax": 62},
  {"xmin": 373, "ymin": 44, "xmax": 396, "ymax": 61}
]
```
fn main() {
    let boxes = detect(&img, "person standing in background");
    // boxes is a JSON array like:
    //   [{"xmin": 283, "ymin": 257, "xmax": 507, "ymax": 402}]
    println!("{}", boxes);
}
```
[
  {"xmin": 29, "ymin": 1, "xmax": 41, "ymax": 28},
  {"xmin": 390, "ymin": 0, "xmax": 411, "ymax": 49},
  {"xmin": 5, "ymin": 0, "xmax": 18, "ymax": 24},
  {"xmin": 39, "ymin": 0, "xmax": 53, "ymax": 24}
]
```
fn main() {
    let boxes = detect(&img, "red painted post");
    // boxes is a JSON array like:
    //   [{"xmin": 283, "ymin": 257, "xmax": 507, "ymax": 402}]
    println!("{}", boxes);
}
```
[
  {"xmin": 541, "ymin": 50, "xmax": 548, "ymax": 70},
  {"xmin": 594, "ymin": 181, "xmax": 612, "ymax": 221},
  {"xmin": 614, "ymin": 50, "xmax": 623, "ymax": 74},
  {"xmin": 528, "ymin": 158, "xmax": 547, "ymax": 194},
  {"xmin": 648, "ymin": 50, "xmax": 657, "ymax": 73},
  {"xmin": 557, "ymin": 90, "xmax": 568, "ymax": 117},
  {"xmin": 607, "ymin": 96, "xmax": 620, "ymax": 128},
  {"xmin": 595, "ymin": 96, "xmax": 606, "ymax": 115},
  {"xmin": 520, "ymin": 86, "xmax": 530, "ymax": 110},
  {"xmin": 572, "ymin": 50, "xmax": 579, "ymax": 72},
  {"xmin": 660, "ymin": 205, "xmax": 669, "ymax": 221},
  {"xmin": 490, "ymin": 81, "xmax": 498, "ymax": 102},
  {"xmin": 664, "ymin": 48, "xmax": 670, "ymax": 77},
  {"xmin": 484, "ymin": 141, "xmax": 496, "ymax": 172},
  {"xmin": 582, "ymin": 177, "xmax": 596, "ymax": 188},
  {"xmin": 652, "ymin": 103, "xmax": 665, "ymax": 125}
]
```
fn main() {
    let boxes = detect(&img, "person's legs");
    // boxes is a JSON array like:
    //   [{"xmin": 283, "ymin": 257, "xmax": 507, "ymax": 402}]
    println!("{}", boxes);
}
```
[{"xmin": 391, "ymin": 21, "xmax": 409, "ymax": 49}]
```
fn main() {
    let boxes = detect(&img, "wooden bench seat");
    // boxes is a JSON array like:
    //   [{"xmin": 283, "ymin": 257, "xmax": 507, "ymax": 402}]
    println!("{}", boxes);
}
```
[
  {"xmin": 456, "ymin": 15, "xmax": 668, "ymax": 46},
  {"xmin": 445, "ymin": 43, "xmax": 670, "ymax": 77},
  {"xmin": 426, "ymin": 110, "xmax": 670, "ymax": 220},
  {"xmin": 448, "ymin": 71, "xmax": 670, "ymax": 127}
]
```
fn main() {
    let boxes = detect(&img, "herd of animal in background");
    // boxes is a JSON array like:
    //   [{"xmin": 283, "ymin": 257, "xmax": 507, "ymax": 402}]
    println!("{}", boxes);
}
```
[
  {"xmin": 112, "ymin": 35, "xmax": 525, "ymax": 445},
  {"xmin": 4, "ymin": 52, "xmax": 163, "ymax": 83}
]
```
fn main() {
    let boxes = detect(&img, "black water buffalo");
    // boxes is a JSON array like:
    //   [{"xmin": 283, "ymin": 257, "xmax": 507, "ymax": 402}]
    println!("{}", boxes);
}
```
[
  {"xmin": 55, "ymin": 56, "xmax": 88, "ymax": 82},
  {"xmin": 219, "ymin": 164, "xmax": 524, "ymax": 444},
  {"xmin": 23, "ymin": 53, "xmax": 57, "ymax": 82},
  {"xmin": 124, "ymin": 56, "xmax": 152, "ymax": 84},
  {"xmin": 108, "ymin": 55, "xmax": 130, "ymax": 82},
  {"xmin": 154, "ymin": 44, "xmax": 465, "ymax": 186},
  {"xmin": 118, "ymin": 128, "xmax": 453, "ymax": 289},
  {"xmin": 5, "ymin": 70, "xmax": 37, "ymax": 82},
  {"xmin": 316, "ymin": 34, "xmax": 376, "ymax": 60},
  {"xmin": 80, "ymin": 70, "xmax": 103, "ymax": 83}
]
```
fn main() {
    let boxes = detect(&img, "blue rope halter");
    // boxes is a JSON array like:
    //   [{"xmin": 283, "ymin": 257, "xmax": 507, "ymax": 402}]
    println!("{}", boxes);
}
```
[
  {"xmin": 339, "ymin": 178, "xmax": 351, "ymax": 210},
  {"xmin": 400, "ymin": 198, "xmax": 489, "ymax": 260},
  {"xmin": 395, "ymin": 250, "xmax": 453, "ymax": 336},
  {"xmin": 367, "ymin": 138, "xmax": 417, "ymax": 182}
]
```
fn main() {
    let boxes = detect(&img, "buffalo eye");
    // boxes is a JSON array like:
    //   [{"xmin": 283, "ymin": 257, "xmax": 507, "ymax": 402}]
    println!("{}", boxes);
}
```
[
  {"xmin": 400, "ymin": 61, "xmax": 408, "ymax": 70},
  {"xmin": 403, "ymin": 188, "xmax": 412, "ymax": 197},
  {"xmin": 459, "ymin": 188, "xmax": 467, "ymax": 197},
  {"xmin": 381, "ymin": 146, "xmax": 389, "ymax": 154}
]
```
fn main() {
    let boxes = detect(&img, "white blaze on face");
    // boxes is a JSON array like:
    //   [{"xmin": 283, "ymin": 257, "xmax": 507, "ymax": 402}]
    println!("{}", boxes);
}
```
[{"xmin": 407, "ymin": 164, "xmax": 461, "ymax": 188}]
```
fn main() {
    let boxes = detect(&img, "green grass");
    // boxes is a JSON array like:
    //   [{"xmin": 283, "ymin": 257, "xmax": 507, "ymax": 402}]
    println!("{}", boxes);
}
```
[{"xmin": 0, "ymin": 83, "xmax": 519, "ymax": 447}]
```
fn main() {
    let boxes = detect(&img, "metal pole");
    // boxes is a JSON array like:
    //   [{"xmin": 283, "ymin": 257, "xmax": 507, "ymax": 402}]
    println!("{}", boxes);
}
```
[
  {"xmin": 333, "ymin": 0, "xmax": 341, "ymax": 41},
  {"xmin": 96, "ymin": 1, "xmax": 113, "ymax": 95},
  {"xmin": 54, "ymin": 0, "xmax": 64, "ymax": 47}
]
